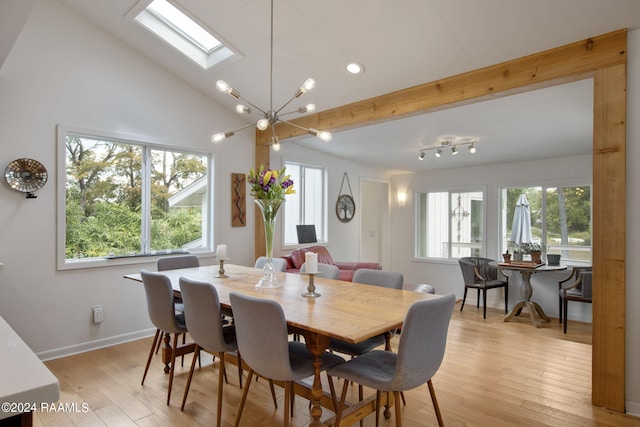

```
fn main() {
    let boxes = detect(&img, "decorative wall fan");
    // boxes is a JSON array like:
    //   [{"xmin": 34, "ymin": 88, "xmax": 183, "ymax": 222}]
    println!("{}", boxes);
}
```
[{"xmin": 4, "ymin": 158, "xmax": 48, "ymax": 198}]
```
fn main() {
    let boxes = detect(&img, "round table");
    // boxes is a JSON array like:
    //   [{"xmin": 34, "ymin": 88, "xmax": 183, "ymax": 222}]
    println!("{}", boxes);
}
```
[{"xmin": 493, "ymin": 262, "xmax": 567, "ymax": 328}]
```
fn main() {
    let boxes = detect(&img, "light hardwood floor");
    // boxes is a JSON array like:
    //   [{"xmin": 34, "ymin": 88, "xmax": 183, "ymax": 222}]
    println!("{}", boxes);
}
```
[{"xmin": 34, "ymin": 303, "xmax": 639, "ymax": 426}]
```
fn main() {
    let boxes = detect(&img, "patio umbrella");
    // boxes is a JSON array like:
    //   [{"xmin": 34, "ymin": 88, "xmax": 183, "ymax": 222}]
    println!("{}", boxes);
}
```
[{"xmin": 511, "ymin": 194, "xmax": 532, "ymax": 245}]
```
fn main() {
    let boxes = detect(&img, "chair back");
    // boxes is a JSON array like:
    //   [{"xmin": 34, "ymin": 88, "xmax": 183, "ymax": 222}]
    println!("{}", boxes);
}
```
[
  {"xmin": 579, "ymin": 271, "xmax": 593, "ymax": 300},
  {"xmin": 391, "ymin": 293, "xmax": 456, "ymax": 390},
  {"xmin": 157, "ymin": 255, "xmax": 199, "ymax": 271},
  {"xmin": 140, "ymin": 270, "xmax": 185, "ymax": 334},
  {"xmin": 254, "ymin": 256, "xmax": 287, "ymax": 272},
  {"xmin": 458, "ymin": 257, "xmax": 496, "ymax": 284},
  {"xmin": 229, "ymin": 292, "xmax": 295, "ymax": 380},
  {"xmin": 353, "ymin": 268, "xmax": 403, "ymax": 289},
  {"xmin": 300, "ymin": 262, "xmax": 340, "ymax": 280},
  {"xmin": 179, "ymin": 277, "xmax": 235, "ymax": 353}
]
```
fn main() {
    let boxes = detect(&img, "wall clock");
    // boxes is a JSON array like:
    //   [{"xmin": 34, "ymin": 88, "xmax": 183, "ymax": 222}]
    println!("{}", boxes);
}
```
[
  {"xmin": 4, "ymin": 158, "xmax": 48, "ymax": 198},
  {"xmin": 336, "ymin": 172, "xmax": 355, "ymax": 222}
]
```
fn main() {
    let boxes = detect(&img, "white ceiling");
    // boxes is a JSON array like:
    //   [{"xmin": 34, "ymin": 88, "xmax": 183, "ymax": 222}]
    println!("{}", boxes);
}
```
[{"xmin": 49, "ymin": 1, "xmax": 640, "ymax": 172}]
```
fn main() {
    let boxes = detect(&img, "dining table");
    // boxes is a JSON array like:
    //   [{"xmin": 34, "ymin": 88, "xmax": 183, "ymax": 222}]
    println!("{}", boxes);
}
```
[
  {"xmin": 494, "ymin": 261, "xmax": 567, "ymax": 328},
  {"xmin": 125, "ymin": 263, "xmax": 434, "ymax": 426}
]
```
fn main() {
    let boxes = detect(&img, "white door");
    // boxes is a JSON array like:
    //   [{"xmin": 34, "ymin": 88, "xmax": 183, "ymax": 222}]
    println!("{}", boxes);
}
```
[{"xmin": 360, "ymin": 180, "xmax": 390, "ymax": 268}]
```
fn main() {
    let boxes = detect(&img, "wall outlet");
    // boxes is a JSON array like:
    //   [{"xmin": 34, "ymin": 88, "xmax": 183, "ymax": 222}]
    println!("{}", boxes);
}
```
[{"xmin": 92, "ymin": 305, "xmax": 104, "ymax": 324}]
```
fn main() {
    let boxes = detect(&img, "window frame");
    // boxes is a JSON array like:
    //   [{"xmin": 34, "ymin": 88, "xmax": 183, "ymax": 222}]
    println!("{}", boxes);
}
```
[
  {"xmin": 499, "ymin": 182, "xmax": 592, "ymax": 265},
  {"xmin": 56, "ymin": 125, "xmax": 215, "ymax": 270},
  {"xmin": 282, "ymin": 160, "xmax": 328, "ymax": 248},
  {"xmin": 413, "ymin": 186, "xmax": 487, "ymax": 261}
]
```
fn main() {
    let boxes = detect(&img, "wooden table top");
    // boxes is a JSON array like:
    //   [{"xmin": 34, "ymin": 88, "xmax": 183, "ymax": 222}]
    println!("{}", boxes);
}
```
[{"xmin": 125, "ymin": 264, "xmax": 434, "ymax": 345}]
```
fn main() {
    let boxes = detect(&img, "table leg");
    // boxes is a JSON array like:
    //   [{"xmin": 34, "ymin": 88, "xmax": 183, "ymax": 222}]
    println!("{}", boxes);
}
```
[
  {"xmin": 504, "ymin": 270, "xmax": 550, "ymax": 328},
  {"xmin": 303, "ymin": 332, "xmax": 330, "ymax": 427}
]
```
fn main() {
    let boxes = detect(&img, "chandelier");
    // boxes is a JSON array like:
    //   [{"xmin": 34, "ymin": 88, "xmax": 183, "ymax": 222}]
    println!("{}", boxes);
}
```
[{"xmin": 211, "ymin": 0, "xmax": 332, "ymax": 151}]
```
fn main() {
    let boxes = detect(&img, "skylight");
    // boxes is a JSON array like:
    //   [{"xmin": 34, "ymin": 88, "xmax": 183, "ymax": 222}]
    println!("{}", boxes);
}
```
[{"xmin": 133, "ymin": 0, "xmax": 235, "ymax": 70}]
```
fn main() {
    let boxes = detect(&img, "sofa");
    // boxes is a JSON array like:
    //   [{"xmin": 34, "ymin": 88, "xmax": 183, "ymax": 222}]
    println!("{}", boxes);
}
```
[{"xmin": 281, "ymin": 246, "xmax": 382, "ymax": 282}]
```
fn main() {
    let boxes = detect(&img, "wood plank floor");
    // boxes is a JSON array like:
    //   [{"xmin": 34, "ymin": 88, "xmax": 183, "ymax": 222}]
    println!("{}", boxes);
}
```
[{"xmin": 34, "ymin": 303, "xmax": 640, "ymax": 426}]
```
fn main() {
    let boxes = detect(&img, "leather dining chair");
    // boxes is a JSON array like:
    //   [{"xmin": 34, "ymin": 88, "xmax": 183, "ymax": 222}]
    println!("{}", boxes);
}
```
[
  {"xmin": 327, "ymin": 293, "xmax": 456, "ymax": 427},
  {"xmin": 178, "ymin": 277, "xmax": 241, "ymax": 426},
  {"xmin": 560, "ymin": 270, "xmax": 593, "ymax": 333},
  {"xmin": 229, "ymin": 291, "xmax": 345, "ymax": 427},
  {"xmin": 140, "ymin": 270, "xmax": 195, "ymax": 405},
  {"xmin": 458, "ymin": 257, "xmax": 508, "ymax": 319},
  {"xmin": 300, "ymin": 262, "xmax": 340, "ymax": 279}
]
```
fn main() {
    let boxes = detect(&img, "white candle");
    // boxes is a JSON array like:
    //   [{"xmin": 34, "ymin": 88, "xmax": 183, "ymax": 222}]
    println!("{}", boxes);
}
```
[
  {"xmin": 216, "ymin": 244, "xmax": 227, "ymax": 259},
  {"xmin": 305, "ymin": 251, "xmax": 318, "ymax": 274}
]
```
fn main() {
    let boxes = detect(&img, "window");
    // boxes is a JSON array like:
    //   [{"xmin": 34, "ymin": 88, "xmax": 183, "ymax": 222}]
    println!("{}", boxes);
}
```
[
  {"xmin": 58, "ymin": 126, "xmax": 211, "ymax": 268},
  {"xmin": 283, "ymin": 161, "xmax": 326, "ymax": 245},
  {"xmin": 132, "ymin": 0, "xmax": 235, "ymax": 70},
  {"xmin": 501, "ymin": 185, "xmax": 591, "ymax": 263},
  {"xmin": 415, "ymin": 190, "xmax": 484, "ymax": 259}
]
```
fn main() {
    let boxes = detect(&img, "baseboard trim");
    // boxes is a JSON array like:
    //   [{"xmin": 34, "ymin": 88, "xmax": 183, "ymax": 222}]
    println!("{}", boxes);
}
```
[
  {"xmin": 626, "ymin": 400, "xmax": 640, "ymax": 417},
  {"xmin": 36, "ymin": 328, "xmax": 156, "ymax": 361}
]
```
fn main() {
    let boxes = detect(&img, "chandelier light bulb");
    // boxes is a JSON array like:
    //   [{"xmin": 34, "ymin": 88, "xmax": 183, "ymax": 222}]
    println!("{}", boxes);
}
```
[
  {"xmin": 435, "ymin": 148, "xmax": 442, "ymax": 158},
  {"xmin": 236, "ymin": 104, "xmax": 250, "ymax": 114},
  {"xmin": 272, "ymin": 140, "xmax": 281, "ymax": 151},
  {"xmin": 216, "ymin": 80, "xmax": 231, "ymax": 93},
  {"xmin": 419, "ymin": 150, "xmax": 425, "ymax": 160},
  {"xmin": 469, "ymin": 143, "xmax": 477, "ymax": 154},
  {"xmin": 303, "ymin": 103, "xmax": 316, "ymax": 113},
  {"xmin": 296, "ymin": 78, "xmax": 316, "ymax": 97},
  {"xmin": 317, "ymin": 131, "xmax": 332, "ymax": 142},
  {"xmin": 451, "ymin": 146, "xmax": 458, "ymax": 155},
  {"xmin": 257, "ymin": 119, "xmax": 269, "ymax": 130},
  {"xmin": 212, "ymin": 132, "xmax": 226, "ymax": 143}
]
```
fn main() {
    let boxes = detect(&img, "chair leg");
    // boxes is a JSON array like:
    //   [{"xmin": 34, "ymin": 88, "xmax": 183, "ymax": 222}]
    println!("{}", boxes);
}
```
[
  {"xmin": 375, "ymin": 390, "xmax": 381, "ymax": 427},
  {"xmin": 482, "ymin": 289, "xmax": 487, "ymax": 319},
  {"xmin": 269, "ymin": 379, "xmax": 278, "ymax": 409},
  {"xmin": 155, "ymin": 330, "xmax": 162, "ymax": 354},
  {"xmin": 236, "ymin": 351, "xmax": 243, "ymax": 389},
  {"xmin": 460, "ymin": 288, "xmax": 468, "ymax": 311},
  {"xmin": 334, "ymin": 378, "xmax": 350, "ymax": 427},
  {"xmin": 559, "ymin": 287, "xmax": 563, "ymax": 324},
  {"xmin": 563, "ymin": 298, "xmax": 569, "ymax": 333},
  {"xmin": 216, "ymin": 353, "xmax": 225, "ymax": 427},
  {"xmin": 359, "ymin": 385, "xmax": 364, "ymax": 427},
  {"xmin": 283, "ymin": 381, "xmax": 291, "ymax": 427},
  {"xmin": 327, "ymin": 375, "xmax": 338, "ymax": 414},
  {"xmin": 142, "ymin": 328, "xmax": 160, "ymax": 385},
  {"xmin": 234, "ymin": 369, "xmax": 254, "ymax": 427},
  {"xmin": 180, "ymin": 344, "xmax": 200, "ymax": 411},
  {"xmin": 476, "ymin": 289, "xmax": 480, "ymax": 308},
  {"xmin": 394, "ymin": 391, "xmax": 403, "ymax": 427},
  {"xmin": 504, "ymin": 284, "xmax": 509, "ymax": 314},
  {"xmin": 166, "ymin": 333, "xmax": 179, "ymax": 405},
  {"xmin": 427, "ymin": 379, "xmax": 444, "ymax": 427}
]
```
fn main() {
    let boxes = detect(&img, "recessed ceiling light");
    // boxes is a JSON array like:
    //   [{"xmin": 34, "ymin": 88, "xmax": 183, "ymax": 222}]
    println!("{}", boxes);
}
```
[{"xmin": 346, "ymin": 62, "xmax": 364, "ymax": 74}]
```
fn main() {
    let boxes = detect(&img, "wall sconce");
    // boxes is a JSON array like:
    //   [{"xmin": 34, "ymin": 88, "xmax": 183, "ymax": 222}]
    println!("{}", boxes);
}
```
[
  {"xmin": 397, "ymin": 191, "xmax": 407, "ymax": 205},
  {"xmin": 418, "ymin": 139, "xmax": 478, "ymax": 160}
]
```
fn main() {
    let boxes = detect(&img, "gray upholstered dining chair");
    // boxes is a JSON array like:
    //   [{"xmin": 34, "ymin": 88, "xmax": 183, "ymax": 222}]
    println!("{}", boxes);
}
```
[
  {"xmin": 300, "ymin": 262, "xmax": 340, "ymax": 279},
  {"xmin": 178, "ymin": 277, "xmax": 242, "ymax": 425},
  {"xmin": 229, "ymin": 291, "xmax": 345, "ymax": 427},
  {"xmin": 560, "ymin": 270, "xmax": 593, "ymax": 333},
  {"xmin": 140, "ymin": 270, "xmax": 194, "ymax": 405},
  {"xmin": 254, "ymin": 256, "xmax": 287, "ymax": 272},
  {"xmin": 157, "ymin": 254, "xmax": 200, "ymax": 271},
  {"xmin": 328, "ymin": 268, "xmax": 404, "ymax": 356},
  {"xmin": 327, "ymin": 293, "xmax": 456, "ymax": 427}
]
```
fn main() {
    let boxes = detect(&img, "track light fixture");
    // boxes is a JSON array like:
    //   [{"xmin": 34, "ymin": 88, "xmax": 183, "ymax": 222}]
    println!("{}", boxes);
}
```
[
  {"xmin": 417, "ymin": 138, "xmax": 478, "ymax": 160},
  {"xmin": 211, "ymin": 0, "xmax": 332, "ymax": 151}
]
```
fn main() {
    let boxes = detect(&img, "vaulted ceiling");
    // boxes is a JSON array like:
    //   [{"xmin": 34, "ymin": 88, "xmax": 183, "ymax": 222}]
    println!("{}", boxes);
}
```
[{"xmin": 7, "ymin": 0, "xmax": 640, "ymax": 172}]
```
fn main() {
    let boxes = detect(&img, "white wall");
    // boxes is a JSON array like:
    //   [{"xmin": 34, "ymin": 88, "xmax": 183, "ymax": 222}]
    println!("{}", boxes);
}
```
[
  {"xmin": 390, "ymin": 154, "xmax": 593, "ymax": 321},
  {"xmin": 0, "ymin": 0, "xmax": 256, "ymax": 358},
  {"xmin": 269, "ymin": 143, "xmax": 387, "ymax": 263}
]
